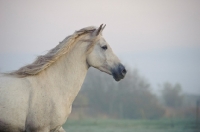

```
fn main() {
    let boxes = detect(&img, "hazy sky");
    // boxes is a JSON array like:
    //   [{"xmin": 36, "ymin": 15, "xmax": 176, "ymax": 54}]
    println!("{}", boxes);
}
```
[{"xmin": 0, "ymin": 0, "xmax": 200, "ymax": 94}]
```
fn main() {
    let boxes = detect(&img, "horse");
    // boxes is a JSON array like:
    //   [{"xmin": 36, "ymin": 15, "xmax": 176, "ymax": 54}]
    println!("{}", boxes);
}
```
[{"xmin": 0, "ymin": 24, "xmax": 127, "ymax": 132}]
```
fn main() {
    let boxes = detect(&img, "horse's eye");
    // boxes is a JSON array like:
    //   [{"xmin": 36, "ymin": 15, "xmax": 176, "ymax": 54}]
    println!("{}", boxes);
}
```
[{"xmin": 101, "ymin": 45, "xmax": 107, "ymax": 50}]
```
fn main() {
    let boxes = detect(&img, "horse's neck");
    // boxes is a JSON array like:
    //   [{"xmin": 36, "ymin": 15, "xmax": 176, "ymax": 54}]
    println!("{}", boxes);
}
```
[{"xmin": 35, "ymin": 43, "xmax": 89, "ymax": 103}]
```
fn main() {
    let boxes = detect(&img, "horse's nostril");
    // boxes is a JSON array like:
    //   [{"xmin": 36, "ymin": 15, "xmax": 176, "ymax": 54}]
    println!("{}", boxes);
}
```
[
  {"xmin": 118, "ymin": 64, "xmax": 127, "ymax": 77},
  {"xmin": 122, "ymin": 68, "xmax": 127, "ymax": 75}
]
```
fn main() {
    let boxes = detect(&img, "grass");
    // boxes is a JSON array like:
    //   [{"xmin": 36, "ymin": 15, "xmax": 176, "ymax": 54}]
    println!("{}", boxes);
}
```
[{"xmin": 63, "ymin": 118, "xmax": 200, "ymax": 132}]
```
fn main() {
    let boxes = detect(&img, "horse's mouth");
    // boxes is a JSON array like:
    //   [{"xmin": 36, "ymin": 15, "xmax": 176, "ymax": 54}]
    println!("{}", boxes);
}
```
[{"xmin": 112, "ymin": 72, "xmax": 125, "ymax": 82}]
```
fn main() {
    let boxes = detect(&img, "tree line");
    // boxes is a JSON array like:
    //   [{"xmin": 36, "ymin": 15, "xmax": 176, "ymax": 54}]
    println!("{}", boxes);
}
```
[{"xmin": 72, "ymin": 68, "xmax": 199, "ymax": 119}]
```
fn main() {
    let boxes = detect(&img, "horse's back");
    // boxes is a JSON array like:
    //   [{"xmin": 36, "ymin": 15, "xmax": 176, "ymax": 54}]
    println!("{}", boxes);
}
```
[{"xmin": 0, "ymin": 75, "xmax": 30, "ymax": 131}]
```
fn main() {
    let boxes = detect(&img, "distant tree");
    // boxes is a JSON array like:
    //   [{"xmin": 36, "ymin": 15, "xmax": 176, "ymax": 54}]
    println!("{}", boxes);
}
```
[
  {"xmin": 161, "ymin": 82, "xmax": 184, "ymax": 108},
  {"xmin": 115, "ymin": 69, "xmax": 164, "ymax": 119},
  {"xmin": 79, "ymin": 68, "xmax": 165, "ymax": 119}
]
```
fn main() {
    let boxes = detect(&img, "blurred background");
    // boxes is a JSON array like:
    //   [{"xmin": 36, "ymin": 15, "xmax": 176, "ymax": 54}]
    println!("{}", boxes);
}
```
[{"xmin": 0, "ymin": 0, "xmax": 200, "ymax": 131}]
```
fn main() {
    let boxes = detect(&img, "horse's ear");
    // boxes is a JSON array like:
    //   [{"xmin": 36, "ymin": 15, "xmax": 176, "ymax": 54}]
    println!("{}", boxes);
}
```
[{"xmin": 95, "ymin": 24, "xmax": 106, "ymax": 36}]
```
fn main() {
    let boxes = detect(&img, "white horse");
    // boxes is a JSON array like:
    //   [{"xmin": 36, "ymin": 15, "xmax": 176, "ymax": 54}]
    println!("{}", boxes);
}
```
[{"xmin": 0, "ymin": 24, "xmax": 126, "ymax": 132}]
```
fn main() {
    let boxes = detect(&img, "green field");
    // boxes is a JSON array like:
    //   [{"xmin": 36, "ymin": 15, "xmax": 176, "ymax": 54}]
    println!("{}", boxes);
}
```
[{"xmin": 63, "ymin": 118, "xmax": 199, "ymax": 132}]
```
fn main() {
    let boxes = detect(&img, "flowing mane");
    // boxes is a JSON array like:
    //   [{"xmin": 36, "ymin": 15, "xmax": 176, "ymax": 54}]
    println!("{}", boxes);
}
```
[{"xmin": 7, "ymin": 26, "xmax": 97, "ymax": 77}]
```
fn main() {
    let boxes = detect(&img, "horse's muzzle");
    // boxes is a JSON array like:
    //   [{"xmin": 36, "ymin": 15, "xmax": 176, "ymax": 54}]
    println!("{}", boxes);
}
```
[{"xmin": 112, "ymin": 63, "xmax": 127, "ymax": 81}]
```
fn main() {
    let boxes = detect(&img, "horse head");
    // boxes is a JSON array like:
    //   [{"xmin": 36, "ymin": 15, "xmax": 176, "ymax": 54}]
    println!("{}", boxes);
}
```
[{"xmin": 86, "ymin": 24, "xmax": 127, "ymax": 81}]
